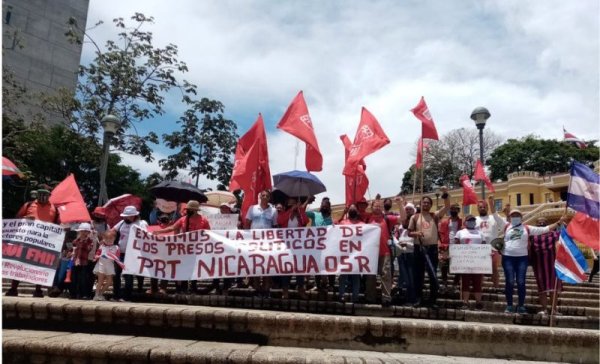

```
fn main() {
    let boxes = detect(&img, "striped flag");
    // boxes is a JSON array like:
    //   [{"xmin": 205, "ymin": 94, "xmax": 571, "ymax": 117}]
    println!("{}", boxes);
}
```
[
  {"xmin": 555, "ymin": 227, "xmax": 588, "ymax": 284},
  {"xmin": 566, "ymin": 161, "xmax": 600, "ymax": 250},
  {"xmin": 563, "ymin": 127, "xmax": 587, "ymax": 149},
  {"xmin": 104, "ymin": 248, "xmax": 125, "ymax": 269}
]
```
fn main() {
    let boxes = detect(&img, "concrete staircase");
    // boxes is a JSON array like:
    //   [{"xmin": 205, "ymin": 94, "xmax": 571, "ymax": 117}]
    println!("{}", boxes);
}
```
[{"xmin": 3, "ymin": 273, "xmax": 599, "ymax": 363}]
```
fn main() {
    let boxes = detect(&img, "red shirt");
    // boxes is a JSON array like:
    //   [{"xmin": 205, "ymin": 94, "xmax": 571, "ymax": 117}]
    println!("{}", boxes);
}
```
[
  {"xmin": 72, "ymin": 236, "xmax": 93, "ymax": 266},
  {"xmin": 16, "ymin": 201, "xmax": 59, "ymax": 223},
  {"xmin": 276, "ymin": 207, "xmax": 309, "ymax": 228},
  {"xmin": 368, "ymin": 215, "xmax": 391, "ymax": 256},
  {"xmin": 172, "ymin": 214, "xmax": 211, "ymax": 233}
]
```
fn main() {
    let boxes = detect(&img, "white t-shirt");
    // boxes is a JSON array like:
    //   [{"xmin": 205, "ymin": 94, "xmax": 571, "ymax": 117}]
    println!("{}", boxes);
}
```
[
  {"xmin": 245, "ymin": 204, "xmax": 278, "ymax": 229},
  {"xmin": 455, "ymin": 229, "xmax": 485, "ymax": 244},
  {"xmin": 396, "ymin": 226, "xmax": 415, "ymax": 254},
  {"xmin": 115, "ymin": 219, "xmax": 149, "ymax": 253},
  {"xmin": 448, "ymin": 220, "xmax": 460, "ymax": 242},
  {"xmin": 476, "ymin": 213, "xmax": 506, "ymax": 249},
  {"xmin": 503, "ymin": 224, "xmax": 550, "ymax": 257}
]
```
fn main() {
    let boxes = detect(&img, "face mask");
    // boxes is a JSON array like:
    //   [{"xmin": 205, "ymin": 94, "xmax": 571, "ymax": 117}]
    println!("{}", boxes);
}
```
[
  {"xmin": 511, "ymin": 217, "xmax": 522, "ymax": 226},
  {"xmin": 450, "ymin": 211, "xmax": 458, "ymax": 218},
  {"xmin": 348, "ymin": 210, "xmax": 359, "ymax": 219},
  {"xmin": 124, "ymin": 219, "xmax": 133, "ymax": 224},
  {"xmin": 384, "ymin": 204, "xmax": 392, "ymax": 211},
  {"xmin": 465, "ymin": 220, "xmax": 476, "ymax": 229},
  {"xmin": 186, "ymin": 211, "xmax": 195, "ymax": 217},
  {"xmin": 320, "ymin": 207, "xmax": 331, "ymax": 215},
  {"xmin": 159, "ymin": 217, "xmax": 170, "ymax": 224}
]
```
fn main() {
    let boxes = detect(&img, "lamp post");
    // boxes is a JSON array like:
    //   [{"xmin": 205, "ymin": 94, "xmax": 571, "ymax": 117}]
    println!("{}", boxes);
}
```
[
  {"xmin": 98, "ymin": 114, "xmax": 120, "ymax": 206},
  {"xmin": 470, "ymin": 107, "xmax": 491, "ymax": 199}
]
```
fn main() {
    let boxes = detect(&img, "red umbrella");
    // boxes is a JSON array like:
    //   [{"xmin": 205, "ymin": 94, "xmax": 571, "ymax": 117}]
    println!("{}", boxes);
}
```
[
  {"xmin": 102, "ymin": 194, "xmax": 143, "ymax": 228},
  {"xmin": 2, "ymin": 156, "xmax": 23, "ymax": 177}
]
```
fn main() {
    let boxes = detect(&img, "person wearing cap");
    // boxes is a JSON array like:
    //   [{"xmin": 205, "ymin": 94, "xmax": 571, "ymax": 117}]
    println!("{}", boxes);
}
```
[
  {"xmin": 475, "ymin": 195, "xmax": 506, "ymax": 293},
  {"xmin": 356, "ymin": 197, "xmax": 372, "ymax": 222},
  {"xmin": 408, "ymin": 186, "xmax": 451, "ymax": 308},
  {"xmin": 91, "ymin": 207, "xmax": 108, "ymax": 235},
  {"xmin": 69, "ymin": 223, "xmax": 94, "ymax": 299},
  {"xmin": 502, "ymin": 209, "xmax": 564, "ymax": 314},
  {"xmin": 6, "ymin": 187, "xmax": 61, "ymax": 298},
  {"xmin": 153, "ymin": 200, "xmax": 210, "ymax": 294},
  {"xmin": 454, "ymin": 215, "xmax": 487, "ymax": 310},
  {"xmin": 111, "ymin": 205, "xmax": 149, "ymax": 302}
]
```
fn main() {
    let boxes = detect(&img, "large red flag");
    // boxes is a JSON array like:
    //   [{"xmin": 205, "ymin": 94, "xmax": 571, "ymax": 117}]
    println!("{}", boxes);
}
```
[
  {"xmin": 415, "ymin": 137, "xmax": 430, "ymax": 169},
  {"xmin": 49, "ymin": 174, "xmax": 91, "ymax": 223},
  {"xmin": 567, "ymin": 212, "xmax": 600, "ymax": 250},
  {"xmin": 342, "ymin": 107, "xmax": 390, "ymax": 176},
  {"xmin": 474, "ymin": 159, "xmax": 495, "ymax": 193},
  {"xmin": 341, "ymin": 135, "xmax": 369, "ymax": 206},
  {"xmin": 460, "ymin": 174, "xmax": 479, "ymax": 206},
  {"xmin": 229, "ymin": 114, "xmax": 272, "ymax": 218},
  {"xmin": 411, "ymin": 96, "xmax": 439, "ymax": 141},
  {"xmin": 276, "ymin": 91, "xmax": 323, "ymax": 171}
]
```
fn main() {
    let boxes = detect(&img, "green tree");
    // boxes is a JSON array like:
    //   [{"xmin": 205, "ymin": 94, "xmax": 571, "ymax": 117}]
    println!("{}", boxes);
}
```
[
  {"xmin": 160, "ymin": 98, "xmax": 238, "ymax": 189},
  {"xmin": 488, "ymin": 136, "xmax": 600, "ymax": 181},
  {"xmin": 401, "ymin": 128, "xmax": 503, "ymax": 193}
]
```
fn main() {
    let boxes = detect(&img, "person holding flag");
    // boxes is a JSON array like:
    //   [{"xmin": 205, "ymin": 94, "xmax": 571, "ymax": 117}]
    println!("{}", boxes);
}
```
[
  {"xmin": 529, "ymin": 217, "xmax": 561, "ymax": 315},
  {"xmin": 93, "ymin": 230, "xmax": 121, "ymax": 301},
  {"xmin": 502, "ymin": 210, "xmax": 564, "ymax": 314}
]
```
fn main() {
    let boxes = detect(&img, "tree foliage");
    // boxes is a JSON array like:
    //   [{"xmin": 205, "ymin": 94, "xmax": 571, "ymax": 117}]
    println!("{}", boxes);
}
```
[
  {"xmin": 488, "ymin": 136, "xmax": 599, "ymax": 181},
  {"xmin": 401, "ymin": 127, "xmax": 503, "ymax": 193},
  {"xmin": 160, "ymin": 98, "xmax": 238, "ymax": 189}
]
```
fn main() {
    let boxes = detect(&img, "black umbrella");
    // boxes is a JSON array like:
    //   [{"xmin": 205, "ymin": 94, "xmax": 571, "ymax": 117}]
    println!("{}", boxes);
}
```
[{"xmin": 149, "ymin": 181, "xmax": 208, "ymax": 203}]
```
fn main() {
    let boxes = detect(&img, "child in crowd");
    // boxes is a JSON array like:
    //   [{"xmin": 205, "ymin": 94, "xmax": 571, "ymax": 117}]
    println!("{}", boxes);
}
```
[
  {"xmin": 454, "ymin": 215, "xmax": 486, "ymax": 310},
  {"xmin": 70, "ymin": 223, "xmax": 94, "ymax": 299},
  {"xmin": 93, "ymin": 230, "xmax": 120, "ymax": 301}
]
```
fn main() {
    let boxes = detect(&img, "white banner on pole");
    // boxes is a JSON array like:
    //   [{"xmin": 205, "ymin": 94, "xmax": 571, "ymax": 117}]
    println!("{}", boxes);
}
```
[
  {"xmin": 449, "ymin": 244, "xmax": 492, "ymax": 274},
  {"xmin": 124, "ymin": 224, "xmax": 381, "ymax": 280},
  {"xmin": 2, "ymin": 219, "xmax": 65, "ymax": 286}
]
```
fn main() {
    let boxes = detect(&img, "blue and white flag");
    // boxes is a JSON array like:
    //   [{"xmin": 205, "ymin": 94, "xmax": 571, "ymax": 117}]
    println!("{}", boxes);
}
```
[{"xmin": 555, "ymin": 227, "xmax": 588, "ymax": 284}]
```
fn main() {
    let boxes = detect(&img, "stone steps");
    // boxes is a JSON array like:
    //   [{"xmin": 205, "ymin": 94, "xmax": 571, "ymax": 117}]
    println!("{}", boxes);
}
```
[
  {"xmin": 2, "ymin": 329, "xmax": 570, "ymax": 364},
  {"xmin": 3, "ymin": 298, "xmax": 599, "ymax": 363}
]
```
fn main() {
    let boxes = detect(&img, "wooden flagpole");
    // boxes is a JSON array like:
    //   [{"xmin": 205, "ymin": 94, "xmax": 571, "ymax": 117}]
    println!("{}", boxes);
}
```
[
  {"xmin": 411, "ymin": 166, "xmax": 418, "ymax": 203},
  {"xmin": 550, "ymin": 205, "xmax": 569, "ymax": 327}
]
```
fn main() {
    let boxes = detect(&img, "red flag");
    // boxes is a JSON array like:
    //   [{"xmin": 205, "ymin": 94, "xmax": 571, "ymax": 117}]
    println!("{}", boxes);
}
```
[
  {"xmin": 460, "ymin": 174, "xmax": 478, "ymax": 206},
  {"xmin": 567, "ymin": 212, "xmax": 600, "ymax": 250},
  {"xmin": 415, "ymin": 137, "xmax": 430, "ymax": 169},
  {"xmin": 411, "ymin": 96, "xmax": 439, "ymax": 141},
  {"xmin": 342, "ymin": 107, "xmax": 390, "ymax": 176},
  {"xmin": 474, "ymin": 159, "xmax": 495, "ymax": 193},
  {"xmin": 276, "ymin": 91, "xmax": 322, "ymax": 171},
  {"xmin": 341, "ymin": 135, "xmax": 369, "ymax": 205},
  {"xmin": 229, "ymin": 114, "xmax": 272, "ymax": 218},
  {"xmin": 49, "ymin": 174, "xmax": 92, "ymax": 223}
]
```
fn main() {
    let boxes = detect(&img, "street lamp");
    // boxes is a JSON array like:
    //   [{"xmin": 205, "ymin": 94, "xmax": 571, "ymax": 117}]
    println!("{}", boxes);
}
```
[
  {"xmin": 98, "ymin": 114, "xmax": 120, "ymax": 205},
  {"xmin": 470, "ymin": 106, "xmax": 491, "ymax": 199}
]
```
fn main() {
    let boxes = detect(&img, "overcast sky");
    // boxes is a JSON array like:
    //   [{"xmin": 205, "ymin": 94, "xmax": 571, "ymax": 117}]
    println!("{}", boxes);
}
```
[{"xmin": 85, "ymin": 0, "xmax": 599, "ymax": 205}]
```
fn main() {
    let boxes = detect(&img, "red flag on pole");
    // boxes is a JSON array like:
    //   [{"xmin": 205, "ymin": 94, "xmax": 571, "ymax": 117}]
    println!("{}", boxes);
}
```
[
  {"xmin": 415, "ymin": 137, "xmax": 430, "ymax": 169},
  {"xmin": 411, "ymin": 96, "xmax": 439, "ymax": 141},
  {"xmin": 460, "ymin": 174, "xmax": 479, "ymax": 206},
  {"xmin": 276, "ymin": 91, "xmax": 323, "ymax": 171},
  {"xmin": 229, "ymin": 114, "xmax": 272, "ymax": 218},
  {"xmin": 342, "ymin": 107, "xmax": 390, "ymax": 176},
  {"xmin": 49, "ymin": 174, "xmax": 92, "ymax": 223},
  {"xmin": 474, "ymin": 159, "xmax": 495, "ymax": 193},
  {"xmin": 341, "ymin": 135, "xmax": 369, "ymax": 206}
]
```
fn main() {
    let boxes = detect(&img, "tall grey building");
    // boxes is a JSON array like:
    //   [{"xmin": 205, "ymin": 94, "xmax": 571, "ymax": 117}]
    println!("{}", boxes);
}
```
[{"xmin": 2, "ymin": 0, "xmax": 89, "ymax": 123}]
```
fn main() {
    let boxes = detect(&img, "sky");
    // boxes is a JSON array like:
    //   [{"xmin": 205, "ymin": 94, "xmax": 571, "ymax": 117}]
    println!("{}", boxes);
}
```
[{"xmin": 84, "ymin": 0, "xmax": 600, "ymax": 205}]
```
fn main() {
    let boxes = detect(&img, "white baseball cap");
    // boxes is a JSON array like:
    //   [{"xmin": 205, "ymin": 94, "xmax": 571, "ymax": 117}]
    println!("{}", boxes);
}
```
[{"xmin": 75, "ymin": 222, "xmax": 92, "ymax": 231}]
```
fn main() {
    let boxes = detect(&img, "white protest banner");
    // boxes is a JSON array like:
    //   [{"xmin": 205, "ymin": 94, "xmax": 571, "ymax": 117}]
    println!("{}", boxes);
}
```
[
  {"xmin": 2, "ymin": 219, "xmax": 65, "ymax": 286},
  {"xmin": 205, "ymin": 214, "xmax": 239, "ymax": 230},
  {"xmin": 124, "ymin": 224, "xmax": 381, "ymax": 280},
  {"xmin": 449, "ymin": 244, "xmax": 492, "ymax": 274}
]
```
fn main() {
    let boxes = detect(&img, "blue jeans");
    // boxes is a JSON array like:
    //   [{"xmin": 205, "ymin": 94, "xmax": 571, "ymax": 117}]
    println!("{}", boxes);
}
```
[
  {"xmin": 502, "ymin": 255, "xmax": 528, "ymax": 307},
  {"xmin": 338, "ymin": 274, "xmax": 360, "ymax": 302},
  {"xmin": 397, "ymin": 253, "xmax": 416, "ymax": 304}
]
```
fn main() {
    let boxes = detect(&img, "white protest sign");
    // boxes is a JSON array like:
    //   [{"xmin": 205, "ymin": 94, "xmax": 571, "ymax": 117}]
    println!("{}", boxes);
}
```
[
  {"xmin": 2, "ymin": 219, "xmax": 65, "ymax": 286},
  {"xmin": 124, "ymin": 224, "xmax": 381, "ymax": 280},
  {"xmin": 205, "ymin": 214, "xmax": 239, "ymax": 230},
  {"xmin": 449, "ymin": 244, "xmax": 492, "ymax": 274}
]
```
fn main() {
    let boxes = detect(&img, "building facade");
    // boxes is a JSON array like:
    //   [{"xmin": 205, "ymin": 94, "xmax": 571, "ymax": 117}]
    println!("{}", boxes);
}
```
[{"xmin": 2, "ymin": 0, "xmax": 89, "ymax": 122}]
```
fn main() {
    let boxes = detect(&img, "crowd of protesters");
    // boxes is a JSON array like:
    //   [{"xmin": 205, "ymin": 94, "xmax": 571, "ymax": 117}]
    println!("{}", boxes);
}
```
[{"xmin": 7, "ymin": 185, "xmax": 587, "ymax": 316}]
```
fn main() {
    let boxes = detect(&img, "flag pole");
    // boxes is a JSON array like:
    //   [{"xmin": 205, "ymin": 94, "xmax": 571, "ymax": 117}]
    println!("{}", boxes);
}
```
[
  {"xmin": 294, "ymin": 140, "xmax": 300, "ymax": 170},
  {"xmin": 420, "ymin": 137, "xmax": 425, "ymax": 206},
  {"xmin": 549, "ymin": 277, "xmax": 559, "ymax": 327},
  {"xmin": 412, "ymin": 165, "xmax": 418, "ymax": 203},
  {"xmin": 353, "ymin": 170, "xmax": 358, "ymax": 205}
]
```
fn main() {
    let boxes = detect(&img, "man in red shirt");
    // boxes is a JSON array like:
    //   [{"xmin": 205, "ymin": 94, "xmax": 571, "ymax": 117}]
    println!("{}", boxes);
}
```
[
  {"xmin": 6, "ymin": 188, "xmax": 60, "ymax": 297},
  {"xmin": 153, "ymin": 200, "xmax": 210, "ymax": 293},
  {"xmin": 367, "ymin": 199, "xmax": 393, "ymax": 306}
]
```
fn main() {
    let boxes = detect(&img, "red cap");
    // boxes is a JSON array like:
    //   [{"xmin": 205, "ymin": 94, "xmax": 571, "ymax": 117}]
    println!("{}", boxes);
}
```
[{"xmin": 92, "ymin": 207, "xmax": 106, "ymax": 218}]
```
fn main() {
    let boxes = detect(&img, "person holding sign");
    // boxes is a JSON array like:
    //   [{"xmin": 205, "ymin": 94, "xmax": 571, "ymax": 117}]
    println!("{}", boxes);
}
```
[
  {"xmin": 338, "ymin": 204, "xmax": 364, "ymax": 303},
  {"xmin": 502, "ymin": 210, "xmax": 563, "ymax": 314},
  {"xmin": 454, "ymin": 215, "xmax": 486, "ymax": 310},
  {"xmin": 408, "ymin": 186, "xmax": 450, "ymax": 308}
]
